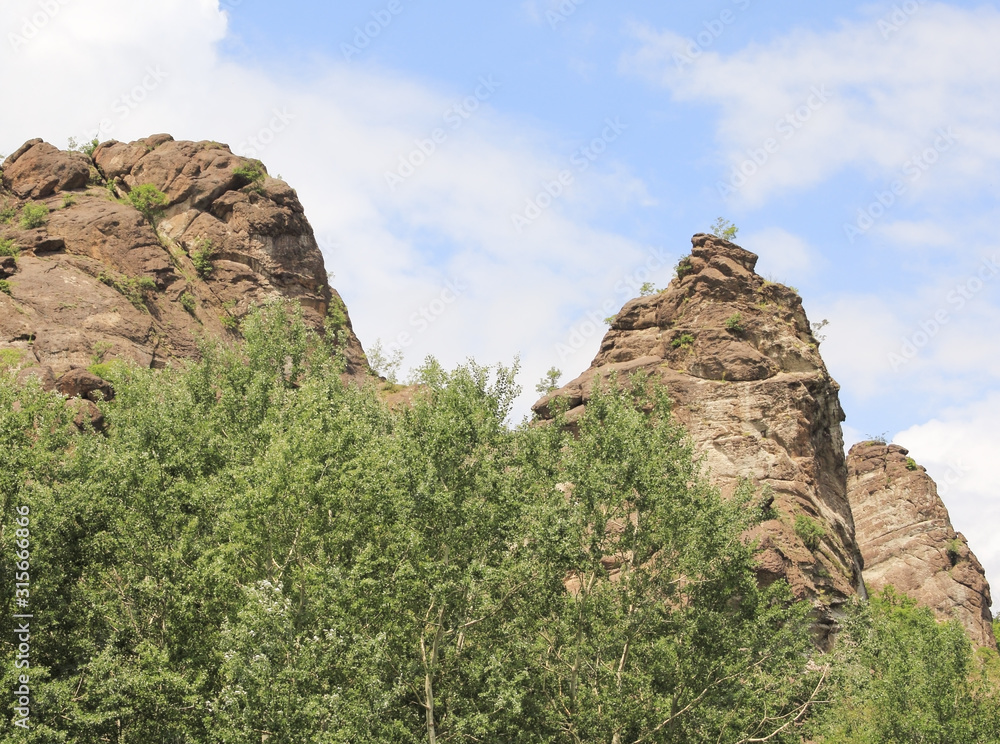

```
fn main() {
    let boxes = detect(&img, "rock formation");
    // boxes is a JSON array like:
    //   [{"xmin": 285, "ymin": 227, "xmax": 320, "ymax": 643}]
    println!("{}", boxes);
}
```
[
  {"xmin": 0, "ymin": 135, "xmax": 368, "ymax": 386},
  {"xmin": 534, "ymin": 234, "xmax": 867, "ymax": 643},
  {"xmin": 848, "ymin": 442, "xmax": 996, "ymax": 648}
]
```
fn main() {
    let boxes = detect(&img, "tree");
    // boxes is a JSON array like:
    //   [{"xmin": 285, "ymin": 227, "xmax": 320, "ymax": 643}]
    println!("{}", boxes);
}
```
[
  {"xmin": 535, "ymin": 366, "xmax": 562, "ymax": 395},
  {"xmin": 710, "ymin": 217, "xmax": 739, "ymax": 241},
  {"xmin": 126, "ymin": 183, "xmax": 169, "ymax": 223}
]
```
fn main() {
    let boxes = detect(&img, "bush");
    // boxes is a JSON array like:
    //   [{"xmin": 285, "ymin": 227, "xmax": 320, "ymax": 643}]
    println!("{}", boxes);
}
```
[
  {"xmin": 179, "ymin": 291, "xmax": 196, "ymax": 315},
  {"xmin": 534, "ymin": 366, "xmax": 562, "ymax": 395},
  {"xmin": 0, "ymin": 279, "xmax": 11, "ymax": 296},
  {"xmin": 795, "ymin": 514, "xmax": 826, "ymax": 551},
  {"xmin": 189, "ymin": 238, "xmax": 215, "ymax": 278},
  {"xmin": 808, "ymin": 589, "xmax": 1000, "ymax": 743},
  {"xmin": 675, "ymin": 256, "xmax": 693, "ymax": 279},
  {"xmin": 127, "ymin": 184, "xmax": 168, "ymax": 223},
  {"xmin": 19, "ymin": 202, "xmax": 49, "ymax": 229},
  {"xmin": 233, "ymin": 160, "xmax": 266, "ymax": 191},
  {"xmin": 62, "ymin": 194, "xmax": 77, "ymax": 208},
  {"xmin": 725, "ymin": 312, "xmax": 744, "ymax": 333},
  {"xmin": 98, "ymin": 271, "xmax": 156, "ymax": 311},
  {"xmin": 639, "ymin": 281, "xmax": 661, "ymax": 296},
  {"xmin": 0, "ymin": 201, "xmax": 16, "ymax": 224},
  {"xmin": 672, "ymin": 333, "xmax": 695, "ymax": 349},
  {"xmin": 905, "ymin": 457, "xmax": 918, "ymax": 471},
  {"xmin": 0, "ymin": 238, "xmax": 19, "ymax": 257},
  {"xmin": 710, "ymin": 217, "xmax": 739, "ymax": 241}
]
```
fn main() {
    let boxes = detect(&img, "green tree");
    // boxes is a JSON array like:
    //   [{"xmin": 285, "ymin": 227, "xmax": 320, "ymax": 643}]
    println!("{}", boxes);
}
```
[
  {"xmin": 808, "ymin": 588, "xmax": 1000, "ymax": 743},
  {"xmin": 127, "ymin": 183, "xmax": 169, "ymax": 223},
  {"xmin": 710, "ymin": 217, "xmax": 739, "ymax": 241},
  {"xmin": 535, "ymin": 366, "xmax": 562, "ymax": 395}
]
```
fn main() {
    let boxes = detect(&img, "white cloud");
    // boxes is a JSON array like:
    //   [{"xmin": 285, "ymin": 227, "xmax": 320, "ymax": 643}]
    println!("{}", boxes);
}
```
[
  {"xmin": 739, "ymin": 227, "xmax": 815, "ymax": 283},
  {"xmin": 896, "ymin": 394, "xmax": 1000, "ymax": 599},
  {"xmin": 621, "ymin": 3, "xmax": 1000, "ymax": 207},
  {"xmin": 0, "ymin": 0, "xmax": 653, "ymax": 418}
]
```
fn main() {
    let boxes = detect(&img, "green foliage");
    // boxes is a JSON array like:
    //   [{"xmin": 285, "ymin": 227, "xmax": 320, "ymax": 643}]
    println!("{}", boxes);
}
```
[
  {"xmin": 220, "ymin": 314, "xmax": 239, "ymax": 331},
  {"xmin": 794, "ymin": 514, "xmax": 825, "ymax": 551},
  {"xmin": 710, "ymin": 217, "xmax": 739, "ymax": 241},
  {"xmin": 0, "ymin": 237, "xmax": 19, "ymax": 257},
  {"xmin": 535, "ymin": 365, "xmax": 562, "ymax": 395},
  {"xmin": 179, "ymin": 291, "xmax": 197, "ymax": 315},
  {"xmin": 189, "ymin": 238, "xmax": 215, "ymax": 278},
  {"xmin": 233, "ymin": 159, "xmax": 266, "ymax": 191},
  {"xmin": 865, "ymin": 433, "xmax": 889, "ymax": 445},
  {"xmin": 98, "ymin": 271, "xmax": 156, "ymax": 311},
  {"xmin": 366, "ymin": 338, "xmax": 404, "ymax": 384},
  {"xmin": 639, "ymin": 281, "xmax": 660, "ymax": 296},
  {"xmin": 0, "ymin": 309, "xmax": 830, "ymax": 743},
  {"xmin": 808, "ymin": 589, "xmax": 1000, "ymax": 743},
  {"xmin": 947, "ymin": 538, "xmax": 963, "ymax": 563},
  {"xmin": 19, "ymin": 202, "xmax": 49, "ymax": 229},
  {"xmin": 88, "ymin": 359, "xmax": 128, "ymax": 380},
  {"xmin": 126, "ymin": 183, "xmax": 168, "ymax": 223},
  {"xmin": 61, "ymin": 193, "xmax": 76, "ymax": 208},
  {"xmin": 675, "ymin": 256, "xmax": 693, "ymax": 279},
  {"xmin": 0, "ymin": 347, "xmax": 24, "ymax": 370},
  {"xmin": 905, "ymin": 457, "xmax": 919, "ymax": 471},
  {"xmin": 0, "ymin": 279, "xmax": 11, "ymax": 296},
  {"xmin": 326, "ymin": 294, "xmax": 348, "ymax": 330},
  {"xmin": 604, "ymin": 313, "xmax": 617, "ymax": 325},
  {"xmin": 672, "ymin": 333, "xmax": 694, "ymax": 349},
  {"xmin": 0, "ymin": 200, "xmax": 16, "ymax": 224},
  {"xmin": 725, "ymin": 312, "xmax": 744, "ymax": 333},
  {"xmin": 68, "ymin": 136, "xmax": 100, "ymax": 157}
]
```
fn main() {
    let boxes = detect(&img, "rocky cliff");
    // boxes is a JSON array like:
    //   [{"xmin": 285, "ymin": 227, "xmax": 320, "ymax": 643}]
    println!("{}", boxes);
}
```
[
  {"xmin": 0, "ymin": 135, "xmax": 368, "ymax": 391},
  {"xmin": 848, "ymin": 442, "xmax": 997, "ymax": 648},
  {"xmin": 535, "ymin": 234, "xmax": 867, "ymax": 642}
]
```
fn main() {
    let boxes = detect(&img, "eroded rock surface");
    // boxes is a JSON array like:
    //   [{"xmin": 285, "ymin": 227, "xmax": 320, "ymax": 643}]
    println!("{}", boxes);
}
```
[
  {"xmin": 1, "ymin": 135, "xmax": 367, "ymax": 384},
  {"xmin": 848, "ymin": 442, "xmax": 996, "ymax": 648},
  {"xmin": 534, "ymin": 234, "xmax": 866, "ymax": 642}
]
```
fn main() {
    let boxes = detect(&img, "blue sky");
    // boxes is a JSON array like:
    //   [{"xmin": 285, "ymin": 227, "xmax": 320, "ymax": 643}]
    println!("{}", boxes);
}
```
[{"xmin": 2, "ymin": 0, "xmax": 999, "ymax": 592}]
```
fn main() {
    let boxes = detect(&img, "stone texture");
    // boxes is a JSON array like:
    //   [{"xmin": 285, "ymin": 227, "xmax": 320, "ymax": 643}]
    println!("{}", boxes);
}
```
[
  {"xmin": 534, "ymin": 234, "xmax": 866, "ymax": 644},
  {"xmin": 847, "ymin": 442, "xmax": 996, "ymax": 649},
  {"xmin": 0, "ymin": 136, "xmax": 369, "ymax": 383},
  {"xmin": 2, "ymin": 140, "xmax": 91, "ymax": 198}
]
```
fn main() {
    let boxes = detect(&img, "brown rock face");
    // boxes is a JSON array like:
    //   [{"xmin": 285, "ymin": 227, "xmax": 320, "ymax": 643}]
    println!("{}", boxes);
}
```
[
  {"xmin": 848, "ymin": 442, "xmax": 997, "ymax": 648},
  {"xmin": 534, "ymin": 234, "xmax": 866, "ymax": 642},
  {"xmin": 0, "ymin": 135, "xmax": 368, "ymax": 384}
]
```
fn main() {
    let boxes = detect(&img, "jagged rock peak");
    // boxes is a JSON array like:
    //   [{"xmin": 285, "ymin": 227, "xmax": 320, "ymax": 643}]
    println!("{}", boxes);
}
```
[
  {"xmin": 535, "ymin": 233, "xmax": 864, "ymax": 645},
  {"xmin": 0, "ymin": 135, "xmax": 368, "ymax": 383},
  {"xmin": 848, "ymin": 442, "xmax": 996, "ymax": 649}
]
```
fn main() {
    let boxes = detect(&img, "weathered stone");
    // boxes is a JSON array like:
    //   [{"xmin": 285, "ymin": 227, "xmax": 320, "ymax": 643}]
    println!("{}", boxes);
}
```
[
  {"xmin": 56, "ymin": 368, "xmax": 115, "ymax": 402},
  {"xmin": 16, "ymin": 365, "xmax": 56, "ymax": 392},
  {"xmin": 535, "ymin": 234, "xmax": 866, "ymax": 645},
  {"xmin": 0, "ymin": 136, "xmax": 370, "ymax": 383},
  {"xmin": 2, "ymin": 141, "xmax": 91, "ymax": 198},
  {"xmin": 847, "ymin": 442, "xmax": 996, "ymax": 649}
]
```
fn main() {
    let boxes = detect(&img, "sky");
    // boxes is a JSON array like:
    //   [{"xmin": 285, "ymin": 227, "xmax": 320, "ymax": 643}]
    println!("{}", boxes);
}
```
[{"xmin": 2, "ymin": 0, "xmax": 998, "ymax": 598}]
